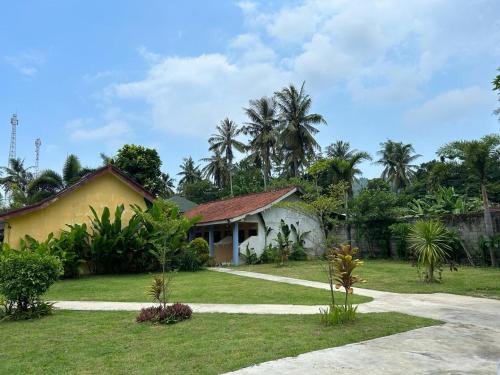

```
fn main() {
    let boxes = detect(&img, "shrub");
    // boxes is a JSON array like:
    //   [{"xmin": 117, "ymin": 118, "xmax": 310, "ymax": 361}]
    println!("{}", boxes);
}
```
[
  {"xmin": 319, "ymin": 304, "xmax": 357, "ymax": 326},
  {"xmin": 179, "ymin": 237, "xmax": 209, "ymax": 271},
  {"xmin": 259, "ymin": 245, "xmax": 276, "ymax": 264},
  {"xmin": 136, "ymin": 303, "xmax": 192, "ymax": 325},
  {"xmin": 243, "ymin": 245, "xmax": 259, "ymax": 265},
  {"xmin": 0, "ymin": 251, "xmax": 62, "ymax": 319},
  {"xmin": 408, "ymin": 220, "xmax": 454, "ymax": 283},
  {"xmin": 165, "ymin": 302, "xmax": 192, "ymax": 322}
]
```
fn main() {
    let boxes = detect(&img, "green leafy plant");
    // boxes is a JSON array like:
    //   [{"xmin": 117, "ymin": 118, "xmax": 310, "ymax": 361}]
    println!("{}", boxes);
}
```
[
  {"xmin": 321, "ymin": 244, "xmax": 364, "ymax": 326},
  {"xmin": 408, "ymin": 220, "xmax": 454, "ymax": 283},
  {"xmin": 274, "ymin": 219, "xmax": 293, "ymax": 266},
  {"xmin": 0, "ymin": 251, "xmax": 62, "ymax": 319},
  {"xmin": 289, "ymin": 222, "xmax": 310, "ymax": 260},
  {"xmin": 179, "ymin": 237, "xmax": 209, "ymax": 271},
  {"xmin": 243, "ymin": 244, "xmax": 259, "ymax": 265}
]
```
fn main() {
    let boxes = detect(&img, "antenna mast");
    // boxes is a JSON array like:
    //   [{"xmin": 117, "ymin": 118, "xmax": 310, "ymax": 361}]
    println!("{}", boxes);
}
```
[
  {"xmin": 35, "ymin": 138, "xmax": 41, "ymax": 177},
  {"xmin": 8, "ymin": 114, "xmax": 18, "ymax": 167}
]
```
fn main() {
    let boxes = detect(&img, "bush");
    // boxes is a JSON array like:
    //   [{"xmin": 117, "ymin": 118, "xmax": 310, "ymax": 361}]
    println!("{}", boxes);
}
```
[
  {"xmin": 243, "ymin": 245, "xmax": 259, "ymax": 265},
  {"xmin": 136, "ymin": 303, "xmax": 192, "ymax": 324},
  {"xmin": 259, "ymin": 245, "xmax": 276, "ymax": 264},
  {"xmin": 0, "ymin": 251, "xmax": 62, "ymax": 319},
  {"xmin": 319, "ymin": 304, "xmax": 358, "ymax": 326},
  {"xmin": 179, "ymin": 238, "xmax": 209, "ymax": 271}
]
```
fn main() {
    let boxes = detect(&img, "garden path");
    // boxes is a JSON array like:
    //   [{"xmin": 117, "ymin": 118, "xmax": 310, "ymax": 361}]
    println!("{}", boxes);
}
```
[{"xmin": 211, "ymin": 267, "xmax": 500, "ymax": 375}]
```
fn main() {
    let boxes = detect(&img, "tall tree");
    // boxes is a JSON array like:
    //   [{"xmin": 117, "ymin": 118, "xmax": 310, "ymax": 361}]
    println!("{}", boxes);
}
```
[
  {"xmin": 159, "ymin": 173, "xmax": 175, "ymax": 198},
  {"xmin": 376, "ymin": 140, "xmax": 420, "ymax": 191},
  {"xmin": 63, "ymin": 154, "xmax": 83, "ymax": 186},
  {"xmin": 438, "ymin": 134, "xmax": 500, "ymax": 266},
  {"xmin": 243, "ymin": 97, "xmax": 279, "ymax": 189},
  {"xmin": 0, "ymin": 158, "xmax": 34, "ymax": 207},
  {"xmin": 493, "ymin": 67, "xmax": 500, "ymax": 121},
  {"xmin": 113, "ymin": 144, "xmax": 166, "ymax": 196},
  {"xmin": 208, "ymin": 118, "xmax": 246, "ymax": 196},
  {"xmin": 274, "ymin": 82, "xmax": 326, "ymax": 177},
  {"xmin": 177, "ymin": 157, "xmax": 202, "ymax": 191},
  {"xmin": 326, "ymin": 140, "xmax": 356, "ymax": 160},
  {"xmin": 201, "ymin": 150, "xmax": 227, "ymax": 188}
]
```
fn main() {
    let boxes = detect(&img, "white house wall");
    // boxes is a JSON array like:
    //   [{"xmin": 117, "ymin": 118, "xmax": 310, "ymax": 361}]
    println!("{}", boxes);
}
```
[{"xmin": 241, "ymin": 196, "xmax": 325, "ymax": 257}]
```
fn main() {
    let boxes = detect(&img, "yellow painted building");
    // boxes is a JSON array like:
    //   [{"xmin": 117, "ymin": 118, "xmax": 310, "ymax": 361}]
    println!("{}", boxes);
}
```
[{"xmin": 0, "ymin": 166, "xmax": 154, "ymax": 247}]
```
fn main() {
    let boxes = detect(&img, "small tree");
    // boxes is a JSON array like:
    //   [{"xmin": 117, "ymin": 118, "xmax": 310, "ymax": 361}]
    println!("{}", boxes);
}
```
[
  {"xmin": 408, "ymin": 220, "xmax": 453, "ymax": 283},
  {"xmin": 133, "ymin": 200, "xmax": 199, "ymax": 308}
]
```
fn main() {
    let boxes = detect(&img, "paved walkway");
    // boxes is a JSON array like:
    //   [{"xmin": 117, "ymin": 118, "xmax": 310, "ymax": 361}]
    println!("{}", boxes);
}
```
[
  {"xmin": 53, "ymin": 301, "xmax": 328, "ymax": 314},
  {"xmin": 210, "ymin": 267, "xmax": 500, "ymax": 374}
]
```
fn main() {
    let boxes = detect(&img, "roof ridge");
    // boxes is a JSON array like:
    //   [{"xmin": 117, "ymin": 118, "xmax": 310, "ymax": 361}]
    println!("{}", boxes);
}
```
[{"xmin": 193, "ymin": 186, "xmax": 296, "ymax": 206}]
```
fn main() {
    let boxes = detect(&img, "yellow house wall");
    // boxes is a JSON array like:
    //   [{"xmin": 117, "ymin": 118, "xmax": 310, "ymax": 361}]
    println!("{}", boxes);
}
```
[{"xmin": 3, "ymin": 173, "xmax": 149, "ymax": 247}]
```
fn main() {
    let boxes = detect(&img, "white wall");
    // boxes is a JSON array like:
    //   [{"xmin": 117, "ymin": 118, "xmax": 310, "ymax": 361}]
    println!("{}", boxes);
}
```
[{"xmin": 240, "ymin": 195, "xmax": 325, "ymax": 257}]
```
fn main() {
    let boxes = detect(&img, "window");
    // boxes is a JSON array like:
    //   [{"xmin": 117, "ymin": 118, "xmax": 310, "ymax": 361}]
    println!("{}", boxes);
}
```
[{"xmin": 249, "ymin": 228, "xmax": 257, "ymax": 237}]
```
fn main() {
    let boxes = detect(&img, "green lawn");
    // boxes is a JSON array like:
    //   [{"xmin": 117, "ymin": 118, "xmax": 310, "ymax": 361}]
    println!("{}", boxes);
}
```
[
  {"xmin": 45, "ymin": 270, "xmax": 371, "ymax": 305},
  {"xmin": 237, "ymin": 260, "xmax": 500, "ymax": 299},
  {"xmin": 0, "ymin": 311, "xmax": 438, "ymax": 375}
]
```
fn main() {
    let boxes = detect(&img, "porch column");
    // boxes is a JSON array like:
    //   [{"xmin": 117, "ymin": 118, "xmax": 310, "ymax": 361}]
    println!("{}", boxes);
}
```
[
  {"xmin": 209, "ymin": 225, "xmax": 215, "ymax": 257},
  {"xmin": 232, "ymin": 222, "xmax": 239, "ymax": 266}
]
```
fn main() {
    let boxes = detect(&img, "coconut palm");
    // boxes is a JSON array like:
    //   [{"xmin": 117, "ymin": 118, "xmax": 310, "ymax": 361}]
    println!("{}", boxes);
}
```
[
  {"xmin": 438, "ymin": 134, "xmax": 500, "ymax": 266},
  {"xmin": 376, "ymin": 140, "xmax": 420, "ymax": 191},
  {"xmin": 177, "ymin": 157, "xmax": 202, "ymax": 190},
  {"xmin": 274, "ymin": 82, "xmax": 326, "ymax": 177},
  {"xmin": 326, "ymin": 141, "xmax": 356, "ymax": 160},
  {"xmin": 0, "ymin": 158, "xmax": 34, "ymax": 204},
  {"xmin": 409, "ymin": 220, "xmax": 452, "ymax": 283},
  {"xmin": 243, "ymin": 97, "xmax": 279, "ymax": 189},
  {"xmin": 201, "ymin": 150, "xmax": 228, "ymax": 188},
  {"xmin": 208, "ymin": 118, "xmax": 246, "ymax": 196}
]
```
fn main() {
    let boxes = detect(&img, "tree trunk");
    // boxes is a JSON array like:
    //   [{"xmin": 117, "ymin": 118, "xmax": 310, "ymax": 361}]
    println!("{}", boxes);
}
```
[
  {"xmin": 481, "ymin": 183, "xmax": 497, "ymax": 266},
  {"xmin": 229, "ymin": 161, "xmax": 234, "ymax": 197},
  {"xmin": 428, "ymin": 264, "xmax": 434, "ymax": 283}
]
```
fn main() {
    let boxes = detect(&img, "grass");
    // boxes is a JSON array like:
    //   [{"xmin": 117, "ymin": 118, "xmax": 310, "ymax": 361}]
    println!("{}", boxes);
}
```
[
  {"xmin": 0, "ymin": 310, "xmax": 439, "ymax": 375},
  {"xmin": 237, "ymin": 260, "xmax": 500, "ymax": 299},
  {"xmin": 45, "ymin": 270, "xmax": 371, "ymax": 305}
]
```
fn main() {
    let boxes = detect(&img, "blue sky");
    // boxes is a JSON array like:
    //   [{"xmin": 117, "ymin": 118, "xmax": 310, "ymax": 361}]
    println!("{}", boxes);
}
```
[{"xmin": 1, "ymin": 0, "xmax": 499, "ymax": 184}]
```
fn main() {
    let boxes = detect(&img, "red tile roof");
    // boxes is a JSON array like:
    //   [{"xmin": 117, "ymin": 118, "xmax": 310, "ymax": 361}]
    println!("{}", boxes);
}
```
[
  {"xmin": 184, "ymin": 187, "xmax": 298, "ymax": 224},
  {"xmin": 0, "ymin": 165, "xmax": 155, "ymax": 221}
]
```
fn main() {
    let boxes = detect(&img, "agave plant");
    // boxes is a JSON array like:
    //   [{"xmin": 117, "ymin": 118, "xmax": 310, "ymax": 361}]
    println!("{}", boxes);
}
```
[{"xmin": 408, "ymin": 220, "xmax": 453, "ymax": 283}]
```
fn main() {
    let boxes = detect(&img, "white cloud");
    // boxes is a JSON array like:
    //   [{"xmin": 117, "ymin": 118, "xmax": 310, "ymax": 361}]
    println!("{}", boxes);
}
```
[
  {"xmin": 109, "ymin": 53, "xmax": 291, "ymax": 136},
  {"xmin": 66, "ymin": 109, "xmax": 133, "ymax": 142},
  {"xmin": 5, "ymin": 49, "xmax": 45, "ymax": 76},
  {"xmin": 405, "ymin": 86, "xmax": 494, "ymax": 125},
  {"xmin": 95, "ymin": 0, "xmax": 500, "ymax": 138}
]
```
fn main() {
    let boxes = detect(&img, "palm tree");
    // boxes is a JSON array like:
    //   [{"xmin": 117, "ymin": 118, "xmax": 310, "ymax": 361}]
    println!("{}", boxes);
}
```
[
  {"xmin": 159, "ymin": 173, "xmax": 175, "ymax": 198},
  {"xmin": 177, "ymin": 157, "xmax": 202, "ymax": 191},
  {"xmin": 209, "ymin": 118, "xmax": 246, "ymax": 196},
  {"xmin": 26, "ymin": 169, "xmax": 64, "ymax": 203},
  {"xmin": 0, "ymin": 158, "xmax": 34, "ymax": 205},
  {"xmin": 201, "ymin": 150, "xmax": 228, "ymax": 188},
  {"xmin": 274, "ymin": 82, "xmax": 326, "ymax": 177},
  {"xmin": 326, "ymin": 141, "xmax": 356, "ymax": 160},
  {"xmin": 438, "ymin": 134, "xmax": 500, "ymax": 266},
  {"xmin": 409, "ymin": 220, "xmax": 452, "ymax": 282},
  {"xmin": 243, "ymin": 97, "xmax": 279, "ymax": 189},
  {"xmin": 376, "ymin": 140, "xmax": 420, "ymax": 191},
  {"xmin": 63, "ymin": 154, "xmax": 84, "ymax": 186}
]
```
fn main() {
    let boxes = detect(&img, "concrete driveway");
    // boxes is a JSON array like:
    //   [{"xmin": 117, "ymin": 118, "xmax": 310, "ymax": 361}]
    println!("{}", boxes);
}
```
[{"xmin": 214, "ymin": 268, "xmax": 500, "ymax": 375}]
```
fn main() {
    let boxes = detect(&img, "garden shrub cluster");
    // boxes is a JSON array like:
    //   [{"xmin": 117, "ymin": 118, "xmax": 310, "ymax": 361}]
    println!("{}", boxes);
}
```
[
  {"xmin": 0, "ymin": 250, "xmax": 62, "ymax": 320},
  {"xmin": 1, "ymin": 200, "xmax": 207, "ymax": 278},
  {"xmin": 136, "ymin": 303, "xmax": 192, "ymax": 325}
]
